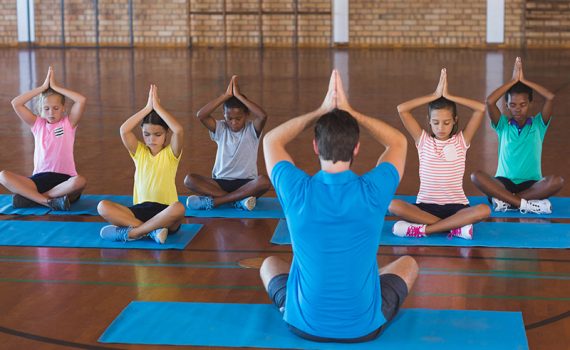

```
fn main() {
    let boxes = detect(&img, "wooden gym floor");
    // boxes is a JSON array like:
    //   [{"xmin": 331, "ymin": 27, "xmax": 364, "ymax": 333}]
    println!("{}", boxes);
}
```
[{"xmin": 0, "ymin": 47, "xmax": 569, "ymax": 349}]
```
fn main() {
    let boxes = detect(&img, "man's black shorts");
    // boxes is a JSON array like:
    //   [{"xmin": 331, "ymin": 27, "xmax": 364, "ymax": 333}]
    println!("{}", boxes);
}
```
[{"xmin": 267, "ymin": 273, "xmax": 408, "ymax": 343}]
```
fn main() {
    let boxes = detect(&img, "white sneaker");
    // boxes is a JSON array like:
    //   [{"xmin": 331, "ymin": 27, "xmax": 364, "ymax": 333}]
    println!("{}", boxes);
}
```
[
  {"xmin": 520, "ymin": 199, "xmax": 552, "ymax": 214},
  {"xmin": 492, "ymin": 197, "xmax": 512, "ymax": 212},
  {"xmin": 449, "ymin": 224, "xmax": 473, "ymax": 240},
  {"xmin": 392, "ymin": 221, "xmax": 426, "ymax": 238},
  {"xmin": 148, "ymin": 227, "xmax": 168, "ymax": 244},
  {"xmin": 234, "ymin": 196, "xmax": 256, "ymax": 211}
]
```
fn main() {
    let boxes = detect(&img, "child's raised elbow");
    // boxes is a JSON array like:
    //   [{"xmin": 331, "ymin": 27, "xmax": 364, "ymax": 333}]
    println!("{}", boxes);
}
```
[
  {"xmin": 172, "ymin": 126, "xmax": 184, "ymax": 136},
  {"xmin": 484, "ymin": 97, "xmax": 496, "ymax": 107},
  {"xmin": 396, "ymin": 104, "xmax": 405, "ymax": 113},
  {"xmin": 196, "ymin": 110, "xmax": 207, "ymax": 120},
  {"xmin": 119, "ymin": 124, "xmax": 129, "ymax": 136},
  {"xmin": 76, "ymin": 95, "xmax": 87, "ymax": 105}
]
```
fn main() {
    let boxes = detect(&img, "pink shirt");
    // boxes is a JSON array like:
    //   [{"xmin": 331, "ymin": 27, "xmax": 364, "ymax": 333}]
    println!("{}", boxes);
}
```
[
  {"xmin": 31, "ymin": 116, "xmax": 78, "ymax": 176},
  {"xmin": 416, "ymin": 130, "xmax": 468, "ymax": 205}
]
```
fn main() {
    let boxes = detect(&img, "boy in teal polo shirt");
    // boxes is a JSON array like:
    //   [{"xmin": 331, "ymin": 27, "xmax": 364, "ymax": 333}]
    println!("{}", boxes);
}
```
[{"xmin": 471, "ymin": 57, "xmax": 564, "ymax": 213}]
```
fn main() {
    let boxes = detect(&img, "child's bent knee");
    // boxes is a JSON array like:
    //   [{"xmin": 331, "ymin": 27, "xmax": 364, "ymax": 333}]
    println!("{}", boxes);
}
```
[
  {"xmin": 388, "ymin": 200, "xmax": 402, "ymax": 215},
  {"xmin": 0, "ymin": 170, "xmax": 14, "ymax": 184},
  {"xmin": 477, "ymin": 204, "xmax": 491, "ymax": 218},
  {"xmin": 171, "ymin": 202, "xmax": 185, "ymax": 217},
  {"xmin": 97, "ymin": 200, "xmax": 110, "ymax": 215},
  {"xmin": 75, "ymin": 175, "xmax": 87, "ymax": 186},
  {"xmin": 554, "ymin": 176, "xmax": 565, "ymax": 189},
  {"xmin": 470, "ymin": 170, "xmax": 485, "ymax": 182},
  {"xmin": 184, "ymin": 174, "xmax": 202, "ymax": 189},
  {"xmin": 256, "ymin": 175, "xmax": 271, "ymax": 189}
]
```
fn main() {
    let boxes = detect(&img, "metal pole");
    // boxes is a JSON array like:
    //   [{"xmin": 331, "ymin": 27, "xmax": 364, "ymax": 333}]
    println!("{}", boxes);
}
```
[
  {"xmin": 60, "ymin": 0, "xmax": 65, "ymax": 47},
  {"xmin": 223, "ymin": 0, "xmax": 227, "ymax": 47},
  {"xmin": 293, "ymin": 0, "xmax": 298, "ymax": 47},
  {"xmin": 128, "ymin": 0, "xmax": 134, "ymax": 47},
  {"xmin": 258, "ymin": 0, "xmax": 263, "ymax": 48},
  {"xmin": 26, "ymin": 0, "xmax": 32, "ymax": 46},
  {"xmin": 94, "ymin": 0, "xmax": 100, "ymax": 47}
]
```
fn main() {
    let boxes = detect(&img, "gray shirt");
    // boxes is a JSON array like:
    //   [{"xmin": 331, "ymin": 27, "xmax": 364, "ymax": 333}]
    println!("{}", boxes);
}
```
[{"xmin": 210, "ymin": 120, "xmax": 260, "ymax": 180}]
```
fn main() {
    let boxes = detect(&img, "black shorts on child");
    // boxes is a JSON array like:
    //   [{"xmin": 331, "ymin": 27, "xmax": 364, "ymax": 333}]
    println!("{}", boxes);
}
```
[
  {"xmin": 495, "ymin": 176, "xmax": 537, "ymax": 194},
  {"xmin": 414, "ymin": 203, "xmax": 470, "ymax": 219},
  {"xmin": 30, "ymin": 172, "xmax": 71, "ymax": 193},
  {"xmin": 129, "ymin": 202, "xmax": 181, "ymax": 233},
  {"xmin": 214, "ymin": 178, "xmax": 253, "ymax": 193},
  {"xmin": 267, "ymin": 273, "xmax": 408, "ymax": 343},
  {"xmin": 129, "ymin": 202, "xmax": 169, "ymax": 222}
]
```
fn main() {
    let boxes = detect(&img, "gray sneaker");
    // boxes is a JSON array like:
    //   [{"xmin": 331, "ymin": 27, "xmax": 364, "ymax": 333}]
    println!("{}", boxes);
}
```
[{"xmin": 47, "ymin": 195, "xmax": 70, "ymax": 211}]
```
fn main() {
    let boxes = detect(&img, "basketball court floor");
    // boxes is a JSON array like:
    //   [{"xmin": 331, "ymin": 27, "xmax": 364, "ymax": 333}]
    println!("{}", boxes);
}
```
[{"xmin": 0, "ymin": 47, "xmax": 569, "ymax": 349}]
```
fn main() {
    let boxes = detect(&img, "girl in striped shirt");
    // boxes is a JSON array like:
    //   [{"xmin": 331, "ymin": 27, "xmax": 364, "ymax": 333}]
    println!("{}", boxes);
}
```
[{"xmin": 389, "ymin": 69, "xmax": 490, "ymax": 239}]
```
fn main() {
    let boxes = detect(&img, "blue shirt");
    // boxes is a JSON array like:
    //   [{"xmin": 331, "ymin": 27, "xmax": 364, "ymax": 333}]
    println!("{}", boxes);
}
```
[{"xmin": 271, "ymin": 160, "xmax": 400, "ymax": 339}]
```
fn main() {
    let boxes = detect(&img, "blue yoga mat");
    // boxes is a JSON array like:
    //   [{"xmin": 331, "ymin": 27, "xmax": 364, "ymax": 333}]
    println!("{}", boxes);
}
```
[
  {"xmin": 394, "ymin": 195, "xmax": 570, "ymax": 219},
  {"xmin": 0, "ymin": 220, "xmax": 202, "ymax": 250},
  {"xmin": 271, "ymin": 219, "xmax": 570, "ymax": 249},
  {"xmin": 51, "ymin": 194, "xmax": 133, "ymax": 215},
  {"xmin": 0, "ymin": 194, "xmax": 286, "ymax": 218},
  {"xmin": 184, "ymin": 197, "xmax": 285, "ymax": 219},
  {"xmin": 99, "ymin": 302, "xmax": 528, "ymax": 349},
  {"xmin": 0, "ymin": 194, "xmax": 132, "ymax": 216},
  {"xmin": 0, "ymin": 195, "xmax": 51, "ymax": 215}
]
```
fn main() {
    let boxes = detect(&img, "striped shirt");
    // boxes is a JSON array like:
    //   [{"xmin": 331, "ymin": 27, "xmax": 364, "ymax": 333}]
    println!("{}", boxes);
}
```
[{"xmin": 416, "ymin": 130, "xmax": 469, "ymax": 205}]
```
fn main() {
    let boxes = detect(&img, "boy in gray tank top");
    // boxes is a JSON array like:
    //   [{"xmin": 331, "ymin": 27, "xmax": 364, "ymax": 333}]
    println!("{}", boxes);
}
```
[{"xmin": 185, "ymin": 76, "xmax": 270, "ymax": 211}]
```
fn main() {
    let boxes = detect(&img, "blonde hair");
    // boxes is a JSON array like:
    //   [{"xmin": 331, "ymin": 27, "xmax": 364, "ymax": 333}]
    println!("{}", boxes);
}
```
[{"xmin": 37, "ymin": 88, "xmax": 65, "ymax": 114}]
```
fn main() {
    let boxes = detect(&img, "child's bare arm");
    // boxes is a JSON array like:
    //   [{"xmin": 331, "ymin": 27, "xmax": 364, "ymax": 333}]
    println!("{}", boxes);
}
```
[
  {"xmin": 232, "ymin": 76, "xmax": 268, "ymax": 136},
  {"xmin": 49, "ymin": 68, "xmax": 86, "ymax": 127},
  {"xmin": 195, "ymin": 79, "xmax": 233, "ymax": 133},
  {"xmin": 120, "ymin": 86, "xmax": 153, "ymax": 155},
  {"xmin": 445, "ymin": 94, "xmax": 485, "ymax": 147},
  {"xmin": 396, "ymin": 68, "xmax": 447, "ymax": 144},
  {"xmin": 11, "ymin": 67, "xmax": 51, "ymax": 126},
  {"xmin": 486, "ymin": 57, "xmax": 521, "ymax": 126},
  {"xmin": 518, "ymin": 63, "xmax": 555, "ymax": 123},
  {"xmin": 152, "ymin": 85, "xmax": 184, "ymax": 158}
]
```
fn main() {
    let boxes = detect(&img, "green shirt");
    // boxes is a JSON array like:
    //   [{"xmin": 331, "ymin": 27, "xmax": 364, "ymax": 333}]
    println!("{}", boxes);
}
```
[{"xmin": 492, "ymin": 113, "xmax": 549, "ymax": 184}]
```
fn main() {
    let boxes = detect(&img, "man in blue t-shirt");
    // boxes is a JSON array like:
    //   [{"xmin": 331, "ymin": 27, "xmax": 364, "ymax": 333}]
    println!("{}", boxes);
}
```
[{"xmin": 260, "ymin": 70, "xmax": 419, "ymax": 342}]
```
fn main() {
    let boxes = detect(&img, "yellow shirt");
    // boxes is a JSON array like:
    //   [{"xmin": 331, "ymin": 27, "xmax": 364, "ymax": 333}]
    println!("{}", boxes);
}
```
[{"xmin": 131, "ymin": 142, "xmax": 181, "ymax": 205}]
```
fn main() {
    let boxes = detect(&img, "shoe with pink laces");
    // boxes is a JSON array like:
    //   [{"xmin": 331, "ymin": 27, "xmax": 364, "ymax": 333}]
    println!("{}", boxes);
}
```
[
  {"xmin": 448, "ymin": 224, "xmax": 473, "ymax": 240},
  {"xmin": 392, "ymin": 221, "xmax": 426, "ymax": 238}
]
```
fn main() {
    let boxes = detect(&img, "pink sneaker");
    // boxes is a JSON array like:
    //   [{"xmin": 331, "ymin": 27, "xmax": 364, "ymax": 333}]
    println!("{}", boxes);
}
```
[
  {"xmin": 448, "ymin": 224, "xmax": 473, "ymax": 240},
  {"xmin": 392, "ymin": 221, "xmax": 426, "ymax": 238}
]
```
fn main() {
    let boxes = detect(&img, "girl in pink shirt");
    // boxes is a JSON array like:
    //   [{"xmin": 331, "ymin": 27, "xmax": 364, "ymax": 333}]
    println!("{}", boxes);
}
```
[
  {"xmin": 389, "ymin": 69, "xmax": 490, "ymax": 239},
  {"xmin": 0, "ymin": 67, "xmax": 86, "ymax": 211}
]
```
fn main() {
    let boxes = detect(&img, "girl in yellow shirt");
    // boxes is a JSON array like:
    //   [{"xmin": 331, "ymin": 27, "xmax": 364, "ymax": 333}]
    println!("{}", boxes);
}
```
[{"xmin": 98, "ymin": 85, "xmax": 185, "ymax": 244}]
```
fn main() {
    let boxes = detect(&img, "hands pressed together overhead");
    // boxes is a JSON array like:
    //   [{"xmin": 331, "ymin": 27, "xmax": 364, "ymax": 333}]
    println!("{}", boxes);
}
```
[
  {"xmin": 319, "ymin": 69, "xmax": 352, "ymax": 114},
  {"xmin": 145, "ymin": 84, "xmax": 162, "ymax": 110},
  {"xmin": 224, "ymin": 75, "xmax": 244, "ymax": 98}
]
